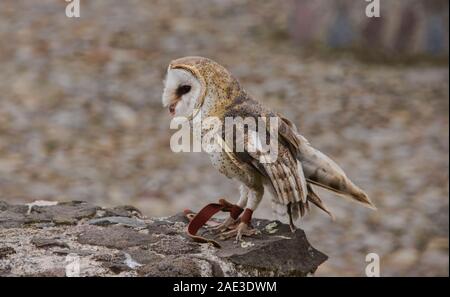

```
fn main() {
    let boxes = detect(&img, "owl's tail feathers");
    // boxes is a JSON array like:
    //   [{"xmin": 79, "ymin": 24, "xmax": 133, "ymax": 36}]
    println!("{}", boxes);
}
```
[
  {"xmin": 307, "ymin": 176, "xmax": 377, "ymax": 211},
  {"xmin": 338, "ymin": 178, "xmax": 377, "ymax": 210},
  {"xmin": 304, "ymin": 183, "xmax": 376, "ymax": 220},
  {"xmin": 348, "ymin": 187, "xmax": 377, "ymax": 210},
  {"xmin": 272, "ymin": 185, "xmax": 335, "ymax": 221},
  {"xmin": 306, "ymin": 184, "xmax": 335, "ymax": 220}
]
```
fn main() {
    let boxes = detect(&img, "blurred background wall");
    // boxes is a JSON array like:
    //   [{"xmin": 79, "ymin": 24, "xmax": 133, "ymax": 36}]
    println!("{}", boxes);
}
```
[
  {"xmin": 289, "ymin": 0, "xmax": 449, "ymax": 61},
  {"xmin": 0, "ymin": 0, "xmax": 448, "ymax": 276}
]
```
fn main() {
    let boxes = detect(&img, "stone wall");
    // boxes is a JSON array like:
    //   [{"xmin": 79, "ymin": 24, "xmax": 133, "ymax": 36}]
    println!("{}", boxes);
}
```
[{"xmin": 0, "ymin": 200, "xmax": 327, "ymax": 277}]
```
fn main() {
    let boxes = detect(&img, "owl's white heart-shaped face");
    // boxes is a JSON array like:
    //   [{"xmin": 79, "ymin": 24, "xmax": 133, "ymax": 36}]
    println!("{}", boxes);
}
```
[{"xmin": 162, "ymin": 68, "xmax": 202, "ymax": 118}]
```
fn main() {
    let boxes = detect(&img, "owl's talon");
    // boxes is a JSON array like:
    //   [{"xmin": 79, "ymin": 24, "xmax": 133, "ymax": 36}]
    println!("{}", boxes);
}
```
[
  {"xmin": 209, "ymin": 216, "xmax": 238, "ymax": 234},
  {"xmin": 237, "ymin": 223, "xmax": 257, "ymax": 242},
  {"xmin": 218, "ymin": 227, "xmax": 236, "ymax": 241},
  {"xmin": 219, "ymin": 222, "xmax": 256, "ymax": 242}
]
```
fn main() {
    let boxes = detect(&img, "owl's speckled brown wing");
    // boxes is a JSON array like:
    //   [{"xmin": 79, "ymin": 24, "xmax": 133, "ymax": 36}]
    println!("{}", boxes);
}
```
[
  {"xmin": 241, "ymin": 135, "xmax": 310, "ymax": 218},
  {"xmin": 222, "ymin": 101, "xmax": 310, "ymax": 220},
  {"xmin": 222, "ymin": 116, "xmax": 336, "ymax": 220}
]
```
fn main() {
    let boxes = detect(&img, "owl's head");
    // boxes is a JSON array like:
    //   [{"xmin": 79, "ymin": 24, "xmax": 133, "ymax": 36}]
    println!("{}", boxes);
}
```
[
  {"xmin": 162, "ymin": 57, "xmax": 207, "ymax": 118},
  {"xmin": 162, "ymin": 56, "xmax": 240, "ymax": 119}
]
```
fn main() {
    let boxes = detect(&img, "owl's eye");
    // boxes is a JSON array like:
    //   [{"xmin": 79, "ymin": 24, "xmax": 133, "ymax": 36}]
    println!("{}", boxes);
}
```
[{"xmin": 176, "ymin": 85, "xmax": 191, "ymax": 97}]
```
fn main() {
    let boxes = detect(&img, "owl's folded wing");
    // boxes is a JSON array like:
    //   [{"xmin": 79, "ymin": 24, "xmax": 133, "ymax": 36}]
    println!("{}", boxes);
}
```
[{"xmin": 219, "ymin": 121, "xmax": 310, "ymax": 219}]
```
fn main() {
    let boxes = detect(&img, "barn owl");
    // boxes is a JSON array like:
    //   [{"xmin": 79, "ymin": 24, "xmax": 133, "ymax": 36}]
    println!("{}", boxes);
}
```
[{"xmin": 162, "ymin": 56, "xmax": 376, "ymax": 241}]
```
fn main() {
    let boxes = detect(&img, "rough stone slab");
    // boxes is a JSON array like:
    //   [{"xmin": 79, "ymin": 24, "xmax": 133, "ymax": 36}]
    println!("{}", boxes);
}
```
[
  {"xmin": 149, "ymin": 234, "xmax": 200, "ymax": 255},
  {"xmin": 77, "ymin": 225, "xmax": 157, "ymax": 249},
  {"xmin": 0, "ymin": 200, "xmax": 327, "ymax": 276},
  {"xmin": 216, "ymin": 220, "xmax": 327, "ymax": 276},
  {"xmin": 0, "ymin": 210, "xmax": 28, "ymax": 228},
  {"xmin": 52, "ymin": 249, "xmax": 95, "ymax": 256},
  {"xmin": 103, "ymin": 205, "xmax": 142, "ymax": 218},
  {"xmin": 0, "ymin": 247, "xmax": 16, "ymax": 259},
  {"xmin": 137, "ymin": 255, "xmax": 203, "ymax": 277},
  {"xmin": 167, "ymin": 213, "xmax": 328, "ymax": 276},
  {"xmin": 31, "ymin": 237, "xmax": 69, "ymax": 249},
  {"xmin": 29, "ymin": 201, "xmax": 100, "ymax": 222},
  {"xmin": 123, "ymin": 246, "xmax": 164, "ymax": 265},
  {"xmin": 0, "ymin": 201, "xmax": 100, "ymax": 228},
  {"xmin": 93, "ymin": 253, "xmax": 132, "ymax": 274},
  {"xmin": 88, "ymin": 216, "xmax": 147, "ymax": 228}
]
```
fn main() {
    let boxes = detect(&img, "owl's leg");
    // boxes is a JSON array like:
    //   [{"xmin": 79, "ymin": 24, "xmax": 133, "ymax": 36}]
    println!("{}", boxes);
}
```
[
  {"xmin": 210, "ymin": 185, "xmax": 248, "ymax": 233},
  {"xmin": 220, "ymin": 186, "xmax": 263, "ymax": 241},
  {"xmin": 286, "ymin": 203, "xmax": 297, "ymax": 233}
]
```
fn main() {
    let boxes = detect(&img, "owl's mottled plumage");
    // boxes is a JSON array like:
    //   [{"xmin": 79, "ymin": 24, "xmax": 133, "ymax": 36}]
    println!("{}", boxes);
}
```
[{"xmin": 163, "ymin": 56, "xmax": 375, "ymax": 239}]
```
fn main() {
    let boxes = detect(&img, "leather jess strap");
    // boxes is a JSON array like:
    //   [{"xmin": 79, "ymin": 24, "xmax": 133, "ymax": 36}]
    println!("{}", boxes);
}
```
[{"xmin": 184, "ymin": 198, "xmax": 243, "ymax": 248}]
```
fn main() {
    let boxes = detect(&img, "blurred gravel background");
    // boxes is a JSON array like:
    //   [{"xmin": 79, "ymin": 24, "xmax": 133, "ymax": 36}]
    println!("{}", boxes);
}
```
[{"xmin": 0, "ymin": 0, "xmax": 448, "ymax": 276}]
